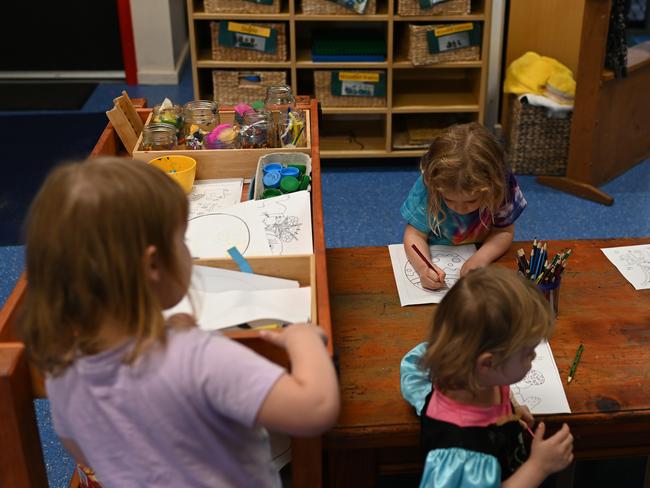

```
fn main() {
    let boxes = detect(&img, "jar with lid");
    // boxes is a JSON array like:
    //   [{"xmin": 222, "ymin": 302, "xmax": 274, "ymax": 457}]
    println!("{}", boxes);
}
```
[
  {"xmin": 141, "ymin": 123, "xmax": 177, "ymax": 151},
  {"xmin": 240, "ymin": 110, "xmax": 272, "ymax": 149},
  {"xmin": 152, "ymin": 103, "xmax": 184, "ymax": 143},
  {"xmin": 205, "ymin": 123, "xmax": 240, "ymax": 150},
  {"xmin": 182, "ymin": 100, "xmax": 219, "ymax": 150},
  {"xmin": 264, "ymin": 85, "xmax": 305, "ymax": 147}
]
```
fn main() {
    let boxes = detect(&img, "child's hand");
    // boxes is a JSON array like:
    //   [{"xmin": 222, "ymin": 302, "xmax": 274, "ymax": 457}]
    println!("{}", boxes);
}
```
[
  {"xmin": 259, "ymin": 323, "xmax": 328, "ymax": 349},
  {"xmin": 460, "ymin": 254, "xmax": 490, "ymax": 276},
  {"xmin": 418, "ymin": 264, "xmax": 446, "ymax": 290},
  {"xmin": 514, "ymin": 404, "xmax": 534, "ymax": 429},
  {"xmin": 529, "ymin": 422, "xmax": 574, "ymax": 475}
]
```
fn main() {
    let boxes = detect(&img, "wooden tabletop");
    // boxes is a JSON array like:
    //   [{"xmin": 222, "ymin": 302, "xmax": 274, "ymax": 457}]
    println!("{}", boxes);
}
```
[{"xmin": 325, "ymin": 238, "xmax": 650, "ymax": 458}]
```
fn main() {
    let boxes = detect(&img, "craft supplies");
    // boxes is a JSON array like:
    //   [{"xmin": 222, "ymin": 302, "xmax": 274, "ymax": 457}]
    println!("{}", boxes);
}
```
[
  {"xmin": 261, "ymin": 161, "xmax": 303, "ymax": 195},
  {"xmin": 254, "ymin": 152, "xmax": 312, "ymax": 199},
  {"xmin": 516, "ymin": 241, "xmax": 572, "ymax": 316},
  {"xmin": 148, "ymin": 155, "xmax": 197, "ymax": 194},
  {"xmin": 265, "ymin": 85, "xmax": 305, "ymax": 147},
  {"xmin": 567, "ymin": 343, "xmax": 584, "ymax": 384},
  {"xmin": 182, "ymin": 100, "xmax": 219, "ymax": 150},
  {"xmin": 241, "ymin": 110, "xmax": 272, "ymax": 148},
  {"xmin": 141, "ymin": 123, "xmax": 177, "ymax": 151},
  {"xmin": 205, "ymin": 123, "xmax": 240, "ymax": 149},
  {"xmin": 152, "ymin": 98, "xmax": 184, "ymax": 142},
  {"xmin": 411, "ymin": 244, "xmax": 436, "ymax": 271}
]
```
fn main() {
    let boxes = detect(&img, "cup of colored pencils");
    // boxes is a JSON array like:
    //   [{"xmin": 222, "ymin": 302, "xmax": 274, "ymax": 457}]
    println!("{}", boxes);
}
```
[{"xmin": 516, "ymin": 240, "xmax": 572, "ymax": 317}]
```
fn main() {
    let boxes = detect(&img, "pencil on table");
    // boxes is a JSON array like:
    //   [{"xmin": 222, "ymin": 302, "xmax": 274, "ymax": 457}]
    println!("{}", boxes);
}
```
[{"xmin": 567, "ymin": 343, "xmax": 584, "ymax": 383}]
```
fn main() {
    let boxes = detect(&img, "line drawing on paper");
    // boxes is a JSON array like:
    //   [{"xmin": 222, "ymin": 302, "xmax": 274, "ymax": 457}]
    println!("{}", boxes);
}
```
[
  {"xmin": 616, "ymin": 249, "xmax": 650, "ymax": 287},
  {"xmin": 256, "ymin": 197, "xmax": 304, "ymax": 255},
  {"xmin": 187, "ymin": 213, "xmax": 251, "ymax": 255},
  {"xmin": 405, "ymin": 251, "xmax": 467, "ymax": 290},
  {"xmin": 188, "ymin": 180, "xmax": 242, "ymax": 220},
  {"xmin": 511, "ymin": 369, "xmax": 546, "ymax": 410}
]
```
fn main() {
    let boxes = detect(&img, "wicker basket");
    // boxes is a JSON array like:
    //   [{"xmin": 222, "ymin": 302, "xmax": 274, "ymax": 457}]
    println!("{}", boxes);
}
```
[
  {"xmin": 314, "ymin": 71, "xmax": 386, "ymax": 107},
  {"xmin": 507, "ymin": 97, "xmax": 571, "ymax": 176},
  {"xmin": 213, "ymin": 70, "xmax": 287, "ymax": 105},
  {"xmin": 211, "ymin": 21, "xmax": 287, "ymax": 62},
  {"xmin": 301, "ymin": 0, "xmax": 377, "ymax": 15},
  {"xmin": 398, "ymin": 0, "xmax": 470, "ymax": 16},
  {"xmin": 407, "ymin": 24, "xmax": 480, "ymax": 66},
  {"xmin": 204, "ymin": 0, "xmax": 281, "ymax": 13}
]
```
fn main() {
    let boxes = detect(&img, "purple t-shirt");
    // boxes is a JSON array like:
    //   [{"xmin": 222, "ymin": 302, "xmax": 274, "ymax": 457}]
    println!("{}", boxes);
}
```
[{"xmin": 46, "ymin": 327, "xmax": 285, "ymax": 488}]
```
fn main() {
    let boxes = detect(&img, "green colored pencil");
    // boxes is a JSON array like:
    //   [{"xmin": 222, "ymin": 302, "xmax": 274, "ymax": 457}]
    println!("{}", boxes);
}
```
[{"xmin": 567, "ymin": 343, "xmax": 584, "ymax": 384}]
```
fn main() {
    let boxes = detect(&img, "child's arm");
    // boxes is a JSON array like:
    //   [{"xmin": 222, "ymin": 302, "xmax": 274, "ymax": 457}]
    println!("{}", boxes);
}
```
[
  {"xmin": 403, "ymin": 224, "xmax": 446, "ymax": 290},
  {"xmin": 502, "ymin": 422, "xmax": 574, "ymax": 488},
  {"xmin": 255, "ymin": 324, "xmax": 339, "ymax": 437},
  {"xmin": 461, "ymin": 224, "xmax": 515, "ymax": 275}
]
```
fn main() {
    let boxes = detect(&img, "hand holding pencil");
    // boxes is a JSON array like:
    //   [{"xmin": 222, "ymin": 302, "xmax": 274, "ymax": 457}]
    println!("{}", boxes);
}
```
[{"xmin": 410, "ymin": 244, "xmax": 447, "ymax": 290}]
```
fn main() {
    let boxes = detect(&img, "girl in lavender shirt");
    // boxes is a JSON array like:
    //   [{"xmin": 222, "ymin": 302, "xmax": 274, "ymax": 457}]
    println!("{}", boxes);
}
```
[{"xmin": 18, "ymin": 157, "xmax": 339, "ymax": 488}]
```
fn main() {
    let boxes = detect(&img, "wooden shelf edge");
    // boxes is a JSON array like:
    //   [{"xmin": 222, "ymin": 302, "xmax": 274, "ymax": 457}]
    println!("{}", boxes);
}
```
[
  {"xmin": 294, "ymin": 13, "xmax": 389, "ymax": 21},
  {"xmin": 391, "ymin": 105, "xmax": 480, "ymax": 113},
  {"xmin": 392, "ymin": 60, "xmax": 483, "ymax": 69},
  {"xmin": 197, "ymin": 60, "xmax": 292, "ymax": 68},
  {"xmin": 193, "ymin": 12, "xmax": 291, "ymax": 20},
  {"xmin": 320, "ymin": 107, "xmax": 388, "ymax": 114},
  {"xmin": 393, "ymin": 13, "xmax": 485, "ymax": 21}
]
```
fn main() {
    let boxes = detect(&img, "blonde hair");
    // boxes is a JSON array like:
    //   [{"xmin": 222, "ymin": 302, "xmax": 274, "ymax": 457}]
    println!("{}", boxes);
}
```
[
  {"xmin": 19, "ymin": 157, "xmax": 189, "ymax": 376},
  {"xmin": 420, "ymin": 122, "xmax": 508, "ymax": 234},
  {"xmin": 420, "ymin": 265, "xmax": 553, "ymax": 394}
]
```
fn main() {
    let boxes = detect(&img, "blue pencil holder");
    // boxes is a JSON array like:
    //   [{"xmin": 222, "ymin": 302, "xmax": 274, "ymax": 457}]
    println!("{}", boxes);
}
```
[{"xmin": 538, "ymin": 277, "xmax": 561, "ymax": 317}]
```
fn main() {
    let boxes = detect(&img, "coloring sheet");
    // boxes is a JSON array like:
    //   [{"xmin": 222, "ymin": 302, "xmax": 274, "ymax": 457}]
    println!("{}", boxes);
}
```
[
  {"xmin": 388, "ymin": 243, "xmax": 476, "ymax": 306},
  {"xmin": 186, "ymin": 202, "xmax": 271, "ymax": 259},
  {"xmin": 601, "ymin": 244, "xmax": 650, "ymax": 290},
  {"xmin": 511, "ymin": 341, "xmax": 571, "ymax": 415},
  {"xmin": 190, "ymin": 264, "xmax": 299, "ymax": 293},
  {"xmin": 188, "ymin": 179, "xmax": 243, "ymax": 220},
  {"xmin": 252, "ymin": 191, "xmax": 313, "ymax": 255}
]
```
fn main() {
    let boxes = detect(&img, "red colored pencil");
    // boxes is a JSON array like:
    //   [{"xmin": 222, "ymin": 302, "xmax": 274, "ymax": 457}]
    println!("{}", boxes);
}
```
[{"xmin": 411, "ymin": 244, "xmax": 435, "ymax": 270}]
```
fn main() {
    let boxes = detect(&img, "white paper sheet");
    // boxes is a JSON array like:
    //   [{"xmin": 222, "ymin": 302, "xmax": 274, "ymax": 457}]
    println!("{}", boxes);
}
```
[
  {"xmin": 388, "ymin": 243, "xmax": 476, "ymax": 306},
  {"xmin": 190, "ymin": 264, "xmax": 299, "ymax": 293},
  {"xmin": 601, "ymin": 244, "xmax": 650, "ymax": 290},
  {"xmin": 252, "ymin": 191, "xmax": 313, "ymax": 255},
  {"xmin": 186, "ymin": 202, "xmax": 272, "ymax": 259},
  {"xmin": 166, "ymin": 287, "xmax": 311, "ymax": 331},
  {"xmin": 188, "ymin": 179, "xmax": 244, "ymax": 220},
  {"xmin": 511, "ymin": 341, "xmax": 571, "ymax": 415}
]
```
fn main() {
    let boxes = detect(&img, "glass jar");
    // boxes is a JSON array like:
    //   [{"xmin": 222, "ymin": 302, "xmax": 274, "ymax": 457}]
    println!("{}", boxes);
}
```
[
  {"xmin": 240, "ymin": 110, "xmax": 272, "ymax": 149},
  {"xmin": 182, "ymin": 100, "xmax": 219, "ymax": 150},
  {"xmin": 152, "ymin": 103, "xmax": 184, "ymax": 142},
  {"xmin": 264, "ymin": 85, "xmax": 305, "ymax": 147},
  {"xmin": 205, "ymin": 123, "xmax": 241, "ymax": 150},
  {"xmin": 141, "ymin": 123, "xmax": 177, "ymax": 151}
]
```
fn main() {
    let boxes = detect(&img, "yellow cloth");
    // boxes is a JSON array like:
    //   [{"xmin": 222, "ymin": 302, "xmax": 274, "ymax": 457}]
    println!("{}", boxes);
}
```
[{"xmin": 503, "ymin": 51, "xmax": 576, "ymax": 98}]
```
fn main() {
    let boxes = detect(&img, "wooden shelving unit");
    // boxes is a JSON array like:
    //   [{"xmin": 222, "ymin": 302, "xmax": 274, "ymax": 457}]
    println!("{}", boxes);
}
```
[{"xmin": 187, "ymin": 0, "xmax": 492, "ymax": 158}]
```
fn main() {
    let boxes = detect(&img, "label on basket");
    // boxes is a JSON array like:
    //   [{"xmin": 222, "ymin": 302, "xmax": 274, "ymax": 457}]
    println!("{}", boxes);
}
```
[
  {"xmin": 219, "ymin": 21, "xmax": 278, "ymax": 53},
  {"xmin": 427, "ymin": 23, "xmax": 481, "ymax": 54},
  {"xmin": 331, "ymin": 71, "xmax": 385, "ymax": 97},
  {"xmin": 419, "ymin": 0, "xmax": 456, "ymax": 9}
]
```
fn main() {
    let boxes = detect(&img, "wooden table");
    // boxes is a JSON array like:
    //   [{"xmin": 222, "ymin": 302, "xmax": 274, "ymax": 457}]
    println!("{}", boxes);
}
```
[
  {"xmin": 0, "ymin": 98, "xmax": 330, "ymax": 488},
  {"xmin": 324, "ymin": 238, "xmax": 650, "ymax": 486}
]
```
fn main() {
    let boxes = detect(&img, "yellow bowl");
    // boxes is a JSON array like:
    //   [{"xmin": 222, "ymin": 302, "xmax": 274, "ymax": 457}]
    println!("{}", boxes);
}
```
[{"xmin": 148, "ymin": 155, "xmax": 197, "ymax": 194}]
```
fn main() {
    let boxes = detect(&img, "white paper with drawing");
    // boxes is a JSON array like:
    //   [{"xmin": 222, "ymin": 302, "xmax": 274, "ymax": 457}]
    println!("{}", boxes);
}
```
[
  {"xmin": 511, "ymin": 340, "xmax": 570, "ymax": 414},
  {"xmin": 601, "ymin": 244, "xmax": 650, "ymax": 290},
  {"xmin": 186, "ymin": 202, "xmax": 271, "ymax": 259},
  {"xmin": 252, "ymin": 190, "xmax": 313, "ymax": 255},
  {"xmin": 188, "ymin": 178, "xmax": 243, "ymax": 220},
  {"xmin": 388, "ymin": 243, "xmax": 476, "ymax": 306}
]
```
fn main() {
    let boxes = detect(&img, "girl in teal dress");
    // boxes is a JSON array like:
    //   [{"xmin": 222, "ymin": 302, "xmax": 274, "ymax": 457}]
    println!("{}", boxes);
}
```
[
  {"xmin": 402, "ymin": 122, "xmax": 527, "ymax": 290},
  {"xmin": 400, "ymin": 266, "xmax": 573, "ymax": 487}
]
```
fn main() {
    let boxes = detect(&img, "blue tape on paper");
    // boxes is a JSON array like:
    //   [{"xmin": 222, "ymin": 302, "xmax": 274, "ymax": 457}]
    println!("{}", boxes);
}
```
[{"xmin": 227, "ymin": 246, "xmax": 254, "ymax": 274}]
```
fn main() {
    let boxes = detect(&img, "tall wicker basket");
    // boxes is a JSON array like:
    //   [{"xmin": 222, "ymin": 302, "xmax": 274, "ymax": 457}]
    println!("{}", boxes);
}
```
[
  {"xmin": 204, "ymin": 0, "xmax": 281, "ymax": 13},
  {"xmin": 213, "ymin": 70, "xmax": 287, "ymax": 105},
  {"xmin": 314, "ymin": 71, "xmax": 386, "ymax": 107},
  {"xmin": 210, "ymin": 21, "xmax": 288, "ymax": 62},
  {"xmin": 507, "ymin": 97, "xmax": 571, "ymax": 176},
  {"xmin": 407, "ymin": 24, "xmax": 480, "ymax": 66},
  {"xmin": 398, "ymin": 0, "xmax": 469, "ymax": 16},
  {"xmin": 301, "ymin": 0, "xmax": 377, "ymax": 15}
]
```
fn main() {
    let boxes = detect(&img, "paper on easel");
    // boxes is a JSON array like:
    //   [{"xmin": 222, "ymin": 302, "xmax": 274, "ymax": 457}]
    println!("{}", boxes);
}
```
[
  {"xmin": 166, "ymin": 287, "xmax": 312, "ymax": 331},
  {"xmin": 601, "ymin": 244, "xmax": 650, "ymax": 290},
  {"xmin": 511, "ymin": 341, "xmax": 571, "ymax": 414},
  {"xmin": 388, "ymin": 243, "xmax": 476, "ymax": 306}
]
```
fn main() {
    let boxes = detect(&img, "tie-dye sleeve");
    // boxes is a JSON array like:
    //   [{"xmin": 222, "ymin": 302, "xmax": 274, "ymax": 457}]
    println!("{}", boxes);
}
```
[{"xmin": 493, "ymin": 173, "xmax": 527, "ymax": 227}]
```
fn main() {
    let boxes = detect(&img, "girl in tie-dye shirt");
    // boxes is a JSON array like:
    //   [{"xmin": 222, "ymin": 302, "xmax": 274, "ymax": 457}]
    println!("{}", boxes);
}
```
[{"xmin": 401, "ymin": 122, "xmax": 526, "ymax": 290}]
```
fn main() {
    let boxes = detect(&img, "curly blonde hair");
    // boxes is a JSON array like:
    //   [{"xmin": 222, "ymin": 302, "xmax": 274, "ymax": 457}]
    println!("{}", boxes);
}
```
[
  {"xmin": 420, "ymin": 265, "xmax": 553, "ymax": 395},
  {"xmin": 19, "ymin": 157, "xmax": 189, "ymax": 376},
  {"xmin": 420, "ymin": 122, "xmax": 508, "ymax": 235}
]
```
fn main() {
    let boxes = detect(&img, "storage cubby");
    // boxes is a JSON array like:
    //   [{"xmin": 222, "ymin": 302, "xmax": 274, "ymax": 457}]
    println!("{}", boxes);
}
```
[
  {"xmin": 186, "ymin": 0, "xmax": 492, "ymax": 158},
  {"xmin": 392, "ymin": 112, "xmax": 478, "ymax": 150}
]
